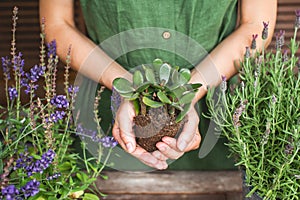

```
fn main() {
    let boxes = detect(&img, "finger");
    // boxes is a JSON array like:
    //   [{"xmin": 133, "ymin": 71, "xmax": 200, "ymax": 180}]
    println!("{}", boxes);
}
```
[
  {"xmin": 156, "ymin": 138, "xmax": 184, "ymax": 160},
  {"xmin": 131, "ymin": 147, "xmax": 168, "ymax": 170},
  {"xmin": 152, "ymin": 150, "xmax": 169, "ymax": 161},
  {"xmin": 118, "ymin": 101, "xmax": 136, "ymax": 153},
  {"xmin": 177, "ymin": 115, "xmax": 199, "ymax": 151},
  {"xmin": 183, "ymin": 130, "xmax": 201, "ymax": 152},
  {"xmin": 112, "ymin": 122, "xmax": 126, "ymax": 150}
]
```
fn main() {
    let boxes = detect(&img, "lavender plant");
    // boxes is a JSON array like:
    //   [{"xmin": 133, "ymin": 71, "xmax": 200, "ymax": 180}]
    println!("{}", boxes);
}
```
[
  {"xmin": 206, "ymin": 11, "xmax": 300, "ymax": 199},
  {"xmin": 0, "ymin": 7, "xmax": 116, "ymax": 200}
]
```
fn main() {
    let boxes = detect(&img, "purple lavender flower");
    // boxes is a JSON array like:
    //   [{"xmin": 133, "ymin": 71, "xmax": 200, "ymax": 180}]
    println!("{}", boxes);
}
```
[
  {"xmin": 76, "ymin": 124, "xmax": 118, "ymax": 147},
  {"xmin": 1, "ymin": 185, "xmax": 19, "ymax": 200},
  {"xmin": 68, "ymin": 85, "xmax": 79, "ymax": 99},
  {"xmin": 47, "ymin": 110, "xmax": 66, "ymax": 123},
  {"xmin": 220, "ymin": 75, "xmax": 227, "ymax": 92},
  {"xmin": 12, "ymin": 52, "xmax": 25, "ymax": 76},
  {"xmin": 262, "ymin": 21, "xmax": 269, "ymax": 40},
  {"xmin": 20, "ymin": 179, "xmax": 40, "ymax": 198},
  {"xmin": 244, "ymin": 47, "xmax": 250, "ymax": 59},
  {"xmin": 8, "ymin": 87, "xmax": 18, "ymax": 100},
  {"xmin": 50, "ymin": 95, "xmax": 69, "ymax": 108},
  {"xmin": 282, "ymin": 50, "xmax": 289, "ymax": 63},
  {"xmin": 1, "ymin": 56, "xmax": 11, "ymax": 80},
  {"xmin": 233, "ymin": 100, "xmax": 248, "ymax": 128},
  {"xmin": 47, "ymin": 40, "xmax": 57, "ymax": 58},
  {"xmin": 46, "ymin": 172, "xmax": 61, "ymax": 181},
  {"xmin": 275, "ymin": 30, "xmax": 285, "ymax": 50},
  {"xmin": 295, "ymin": 10, "xmax": 300, "ymax": 28},
  {"xmin": 251, "ymin": 34, "xmax": 258, "ymax": 50},
  {"xmin": 111, "ymin": 87, "xmax": 122, "ymax": 122},
  {"xmin": 26, "ymin": 65, "xmax": 46, "ymax": 82},
  {"xmin": 14, "ymin": 153, "xmax": 33, "ymax": 170},
  {"xmin": 14, "ymin": 150, "xmax": 55, "ymax": 177},
  {"xmin": 100, "ymin": 136, "xmax": 118, "ymax": 148}
]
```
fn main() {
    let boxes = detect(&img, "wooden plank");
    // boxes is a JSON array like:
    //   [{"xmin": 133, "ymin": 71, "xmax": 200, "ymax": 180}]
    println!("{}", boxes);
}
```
[
  {"xmin": 101, "ymin": 194, "xmax": 227, "ymax": 200},
  {"xmin": 96, "ymin": 171, "xmax": 243, "ymax": 195}
]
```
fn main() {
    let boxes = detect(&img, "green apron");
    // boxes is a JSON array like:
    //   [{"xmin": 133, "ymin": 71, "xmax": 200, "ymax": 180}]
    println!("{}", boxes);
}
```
[{"xmin": 79, "ymin": 0, "xmax": 237, "ymax": 170}]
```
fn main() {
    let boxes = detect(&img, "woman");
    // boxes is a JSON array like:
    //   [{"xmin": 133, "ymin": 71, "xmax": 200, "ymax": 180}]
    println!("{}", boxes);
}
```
[{"xmin": 39, "ymin": 0, "xmax": 277, "ymax": 170}]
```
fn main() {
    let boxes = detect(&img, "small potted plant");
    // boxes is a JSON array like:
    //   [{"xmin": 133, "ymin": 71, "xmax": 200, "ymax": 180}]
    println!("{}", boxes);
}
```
[
  {"xmin": 206, "ymin": 11, "xmax": 300, "ymax": 200},
  {"xmin": 113, "ymin": 59, "xmax": 201, "ymax": 152}
]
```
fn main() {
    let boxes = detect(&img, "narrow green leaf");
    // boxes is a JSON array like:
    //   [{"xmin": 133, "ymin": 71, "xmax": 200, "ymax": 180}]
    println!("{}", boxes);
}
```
[
  {"xmin": 113, "ymin": 78, "xmax": 134, "ymax": 94},
  {"xmin": 145, "ymin": 68, "xmax": 156, "ymax": 84},
  {"xmin": 190, "ymin": 83, "xmax": 202, "ymax": 90},
  {"xmin": 117, "ymin": 92, "xmax": 134, "ymax": 99},
  {"xmin": 176, "ymin": 103, "xmax": 191, "ymax": 123},
  {"xmin": 179, "ymin": 68, "xmax": 191, "ymax": 83},
  {"xmin": 157, "ymin": 91, "xmax": 172, "ymax": 104},
  {"xmin": 136, "ymin": 82, "xmax": 151, "ymax": 92},
  {"xmin": 133, "ymin": 99, "xmax": 140, "ymax": 115},
  {"xmin": 179, "ymin": 92, "xmax": 196, "ymax": 104},
  {"xmin": 171, "ymin": 69, "xmax": 179, "ymax": 84},
  {"xmin": 159, "ymin": 63, "xmax": 171, "ymax": 84},
  {"xmin": 83, "ymin": 193, "xmax": 100, "ymax": 200},
  {"xmin": 170, "ymin": 102, "xmax": 184, "ymax": 111},
  {"xmin": 133, "ymin": 70, "xmax": 144, "ymax": 88},
  {"xmin": 153, "ymin": 58, "xmax": 163, "ymax": 72},
  {"xmin": 171, "ymin": 86, "xmax": 187, "ymax": 99},
  {"xmin": 142, "ymin": 97, "xmax": 164, "ymax": 108}
]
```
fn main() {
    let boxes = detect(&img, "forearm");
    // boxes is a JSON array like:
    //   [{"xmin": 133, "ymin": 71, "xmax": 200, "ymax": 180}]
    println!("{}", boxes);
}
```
[
  {"xmin": 39, "ymin": 0, "xmax": 130, "ymax": 89},
  {"xmin": 190, "ymin": 0, "xmax": 277, "ymax": 102}
]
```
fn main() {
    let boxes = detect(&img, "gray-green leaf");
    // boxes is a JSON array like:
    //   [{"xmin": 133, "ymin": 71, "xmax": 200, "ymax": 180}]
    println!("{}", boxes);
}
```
[
  {"xmin": 159, "ymin": 63, "xmax": 171, "ymax": 84},
  {"xmin": 176, "ymin": 103, "xmax": 191, "ymax": 123},
  {"xmin": 145, "ymin": 68, "xmax": 156, "ymax": 84},
  {"xmin": 157, "ymin": 91, "xmax": 172, "ymax": 104},
  {"xmin": 179, "ymin": 68, "xmax": 191, "ymax": 82},
  {"xmin": 133, "ymin": 70, "xmax": 144, "ymax": 88},
  {"xmin": 142, "ymin": 96, "xmax": 164, "ymax": 108},
  {"xmin": 153, "ymin": 58, "xmax": 163, "ymax": 72},
  {"xmin": 179, "ymin": 92, "xmax": 195, "ymax": 104},
  {"xmin": 113, "ymin": 78, "xmax": 134, "ymax": 94}
]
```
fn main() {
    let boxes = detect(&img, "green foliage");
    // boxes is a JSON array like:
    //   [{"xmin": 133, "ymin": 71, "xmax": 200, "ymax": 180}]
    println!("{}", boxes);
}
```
[
  {"xmin": 0, "ymin": 7, "xmax": 112, "ymax": 200},
  {"xmin": 206, "ymin": 25, "xmax": 300, "ymax": 199},
  {"xmin": 112, "ymin": 59, "xmax": 201, "ymax": 121}
]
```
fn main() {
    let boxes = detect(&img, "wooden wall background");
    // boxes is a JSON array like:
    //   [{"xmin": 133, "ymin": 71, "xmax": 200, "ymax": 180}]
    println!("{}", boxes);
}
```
[{"xmin": 0, "ymin": 0, "xmax": 300, "ymax": 105}]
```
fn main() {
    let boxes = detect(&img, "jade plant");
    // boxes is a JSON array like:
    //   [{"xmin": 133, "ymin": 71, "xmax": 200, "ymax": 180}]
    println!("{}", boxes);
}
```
[{"xmin": 113, "ymin": 59, "xmax": 201, "ymax": 151}]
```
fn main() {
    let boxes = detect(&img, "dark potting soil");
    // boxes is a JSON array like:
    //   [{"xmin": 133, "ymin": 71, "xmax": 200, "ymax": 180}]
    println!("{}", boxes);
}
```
[{"xmin": 133, "ymin": 107, "xmax": 186, "ymax": 152}]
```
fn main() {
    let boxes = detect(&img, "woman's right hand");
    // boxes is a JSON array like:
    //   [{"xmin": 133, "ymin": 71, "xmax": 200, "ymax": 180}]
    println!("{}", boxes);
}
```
[{"xmin": 112, "ymin": 100, "xmax": 169, "ymax": 170}]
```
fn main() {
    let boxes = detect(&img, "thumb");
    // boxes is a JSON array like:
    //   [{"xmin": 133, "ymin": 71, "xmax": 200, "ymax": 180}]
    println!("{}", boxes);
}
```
[
  {"xmin": 177, "ymin": 110, "xmax": 199, "ymax": 151},
  {"xmin": 118, "ymin": 100, "xmax": 136, "ymax": 153}
]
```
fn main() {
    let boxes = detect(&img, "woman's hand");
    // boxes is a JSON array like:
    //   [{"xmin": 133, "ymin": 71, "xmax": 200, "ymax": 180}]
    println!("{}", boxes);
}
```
[
  {"xmin": 112, "ymin": 100, "xmax": 168, "ymax": 170},
  {"xmin": 155, "ymin": 106, "xmax": 201, "ymax": 160}
]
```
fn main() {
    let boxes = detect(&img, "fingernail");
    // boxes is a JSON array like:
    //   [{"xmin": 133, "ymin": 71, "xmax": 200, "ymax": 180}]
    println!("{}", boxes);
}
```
[
  {"xmin": 178, "ymin": 141, "xmax": 187, "ymax": 151},
  {"xmin": 158, "ymin": 145, "xmax": 166, "ymax": 152},
  {"xmin": 126, "ymin": 143, "xmax": 134, "ymax": 153}
]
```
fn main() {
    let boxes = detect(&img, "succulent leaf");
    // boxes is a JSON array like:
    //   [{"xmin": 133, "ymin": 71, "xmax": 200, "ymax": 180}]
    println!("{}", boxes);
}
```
[
  {"xmin": 145, "ymin": 67, "xmax": 156, "ymax": 84},
  {"xmin": 170, "ymin": 102, "xmax": 184, "ymax": 111},
  {"xmin": 179, "ymin": 68, "xmax": 191, "ymax": 82},
  {"xmin": 171, "ymin": 69, "xmax": 179, "ymax": 84},
  {"xmin": 179, "ymin": 92, "xmax": 196, "ymax": 104},
  {"xmin": 175, "ymin": 103, "xmax": 191, "ymax": 123},
  {"xmin": 136, "ymin": 82, "xmax": 151, "ymax": 92},
  {"xmin": 112, "ymin": 78, "xmax": 134, "ymax": 94},
  {"xmin": 153, "ymin": 58, "xmax": 163, "ymax": 72},
  {"xmin": 133, "ymin": 70, "xmax": 144, "ymax": 88},
  {"xmin": 157, "ymin": 91, "xmax": 172, "ymax": 104},
  {"xmin": 171, "ymin": 86, "xmax": 187, "ymax": 100},
  {"xmin": 159, "ymin": 63, "xmax": 171, "ymax": 84},
  {"xmin": 142, "ymin": 96, "xmax": 164, "ymax": 108}
]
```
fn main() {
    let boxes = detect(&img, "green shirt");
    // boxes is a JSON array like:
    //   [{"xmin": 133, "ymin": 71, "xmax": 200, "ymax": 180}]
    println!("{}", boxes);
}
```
[{"xmin": 78, "ymin": 0, "xmax": 238, "ymax": 170}]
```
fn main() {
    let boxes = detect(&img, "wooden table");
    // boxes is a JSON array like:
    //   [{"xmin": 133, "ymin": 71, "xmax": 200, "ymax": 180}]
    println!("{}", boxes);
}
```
[{"xmin": 96, "ymin": 170, "xmax": 243, "ymax": 200}]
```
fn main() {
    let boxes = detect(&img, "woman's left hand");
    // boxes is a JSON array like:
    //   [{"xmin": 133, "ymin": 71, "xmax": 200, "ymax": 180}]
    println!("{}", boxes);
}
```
[{"xmin": 154, "ymin": 106, "xmax": 201, "ymax": 160}]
